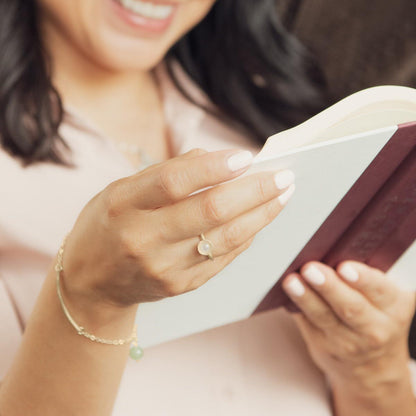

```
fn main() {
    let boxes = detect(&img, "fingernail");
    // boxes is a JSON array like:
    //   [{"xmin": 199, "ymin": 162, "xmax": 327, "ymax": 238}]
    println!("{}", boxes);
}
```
[
  {"xmin": 285, "ymin": 277, "xmax": 305, "ymax": 297},
  {"xmin": 278, "ymin": 184, "xmax": 295, "ymax": 206},
  {"xmin": 338, "ymin": 263, "xmax": 359, "ymax": 282},
  {"xmin": 302, "ymin": 265, "xmax": 326, "ymax": 285},
  {"xmin": 227, "ymin": 150, "xmax": 254, "ymax": 172},
  {"xmin": 274, "ymin": 170, "xmax": 295, "ymax": 190}
]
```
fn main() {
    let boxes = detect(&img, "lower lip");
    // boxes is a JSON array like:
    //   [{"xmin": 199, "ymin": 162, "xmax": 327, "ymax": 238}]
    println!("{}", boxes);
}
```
[{"xmin": 110, "ymin": 0, "xmax": 176, "ymax": 34}]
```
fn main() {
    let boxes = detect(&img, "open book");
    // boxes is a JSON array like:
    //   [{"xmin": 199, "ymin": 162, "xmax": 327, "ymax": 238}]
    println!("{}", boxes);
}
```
[{"xmin": 137, "ymin": 85, "xmax": 416, "ymax": 347}]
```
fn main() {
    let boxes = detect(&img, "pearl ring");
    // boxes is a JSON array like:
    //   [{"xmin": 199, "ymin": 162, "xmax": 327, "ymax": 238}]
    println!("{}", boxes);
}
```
[{"xmin": 197, "ymin": 233, "xmax": 214, "ymax": 261}]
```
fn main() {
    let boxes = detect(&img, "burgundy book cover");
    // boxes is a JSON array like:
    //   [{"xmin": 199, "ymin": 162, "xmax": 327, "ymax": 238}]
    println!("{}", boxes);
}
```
[{"xmin": 255, "ymin": 121, "xmax": 416, "ymax": 314}]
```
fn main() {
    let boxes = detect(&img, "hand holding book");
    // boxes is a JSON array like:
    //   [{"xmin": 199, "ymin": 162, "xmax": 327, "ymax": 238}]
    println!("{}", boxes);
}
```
[{"xmin": 283, "ymin": 260, "xmax": 416, "ymax": 415}]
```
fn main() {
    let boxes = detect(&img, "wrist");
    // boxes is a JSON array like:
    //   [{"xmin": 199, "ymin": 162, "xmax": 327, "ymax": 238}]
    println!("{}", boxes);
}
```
[
  {"xmin": 54, "ymin": 238, "xmax": 138, "ymax": 326},
  {"xmin": 49, "ymin": 251, "xmax": 139, "ymax": 340},
  {"xmin": 331, "ymin": 358, "xmax": 413, "ymax": 401},
  {"xmin": 60, "ymin": 270, "xmax": 139, "ymax": 332},
  {"xmin": 331, "ymin": 364, "xmax": 416, "ymax": 416}
]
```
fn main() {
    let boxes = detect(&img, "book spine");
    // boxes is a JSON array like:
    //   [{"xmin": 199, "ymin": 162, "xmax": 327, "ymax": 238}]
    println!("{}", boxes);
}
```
[
  {"xmin": 255, "ymin": 121, "xmax": 416, "ymax": 313},
  {"xmin": 323, "ymin": 148, "xmax": 416, "ymax": 269}
]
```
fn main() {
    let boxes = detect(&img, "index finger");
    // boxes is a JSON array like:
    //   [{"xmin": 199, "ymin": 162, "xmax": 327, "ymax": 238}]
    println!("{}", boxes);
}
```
[{"xmin": 127, "ymin": 149, "xmax": 254, "ymax": 209}]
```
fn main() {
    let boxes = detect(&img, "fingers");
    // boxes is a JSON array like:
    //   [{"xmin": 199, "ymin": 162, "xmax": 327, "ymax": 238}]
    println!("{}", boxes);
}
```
[
  {"xmin": 207, "ymin": 188, "xmax": 294, "ymax": 256},
  {"xmin": 336, "ymin": 261, "xmax": 399, "ymax": 309},
  {"xmin": 283, "ymin": 262, "xmax": 385, "ymax": 331},
  {"xmin": 177, "ymin": 237, "xmax": 255, "ymax": 293},
  {"xmin": 283, "ymin": 273, "xmax": 341, "ymax": 330},
  {"xmin": 152, "ymin": 188, "xmax": 292, "ymax": 271},
  {"xmin": 158, "ymin": 170, "xmax": 295, "ymax": 241},
  {"xmin": 187, "ymin": 191, "xmax": 294, "ymax": 266},
  {"xmin": 126, "ymin": 149, "xmax": 255, "ymax": 209},
  {"xmin": 151, "ymin": 238, "xmax": 254, "ymax": 297},
  {"xmin": 175, "ymin": 148, "xmax": 208, "ymax": 160}
]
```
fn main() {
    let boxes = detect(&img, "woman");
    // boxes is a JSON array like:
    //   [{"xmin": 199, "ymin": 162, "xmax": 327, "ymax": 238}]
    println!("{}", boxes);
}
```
[{"xmin": 0, "ymin": 0, "xmax": 415, "ymax": 415}]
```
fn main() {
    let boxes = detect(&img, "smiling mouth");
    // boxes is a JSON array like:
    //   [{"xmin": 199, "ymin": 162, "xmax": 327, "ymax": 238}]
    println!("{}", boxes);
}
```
[{"xmin": 117, "ymin": 0, "xmax": 175, "ymax": 20}]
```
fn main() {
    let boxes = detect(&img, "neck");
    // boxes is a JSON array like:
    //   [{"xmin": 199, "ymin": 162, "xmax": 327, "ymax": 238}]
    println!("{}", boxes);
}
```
[{"xmin": 38, "ymin": 14, "xmax": 170, "ymax": 166}]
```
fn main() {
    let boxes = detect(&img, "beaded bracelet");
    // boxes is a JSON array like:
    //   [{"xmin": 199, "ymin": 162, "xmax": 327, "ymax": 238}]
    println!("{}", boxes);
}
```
[{"xmin": 55, "ymin": 237, "xmax": 144, "ymax": 361}]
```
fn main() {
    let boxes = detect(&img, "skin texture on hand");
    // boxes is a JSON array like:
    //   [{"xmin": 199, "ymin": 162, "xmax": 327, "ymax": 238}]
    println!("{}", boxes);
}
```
[
  {"xmin": 283, "ymin": 261, "xmax": 416, "ymax": 416},
  {"xmin": 63, "ymin": 148, "xmax": 295, "ymax": 313}
]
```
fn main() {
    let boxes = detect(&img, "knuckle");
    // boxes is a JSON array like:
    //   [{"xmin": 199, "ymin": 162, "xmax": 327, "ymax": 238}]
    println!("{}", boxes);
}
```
[
  {"xmin": 118, "ymin": 229, "xmax": 145, "ymax": 260},
  {"xmin": 186, "ymin": 148, "xmax": 207, "ymax": 158},
  {"xmin": 136, "ymin": 227, "xmax": 156, "ymax": 249},
  {"xmin": 328, "ymin": 351, "xmax": 343, "ymax": 362},
  {"xmin": 118, "ymin": 223, "xmax": 158, "ymax": 261},
  {"xmin": 203, "ymin": 193, "xmax": 226, "ymax": 224},
  {"xmin": 366, "ymin": 328, "xmax": 390, "ymax": 350},
  {"xmin": 154, "ymin": 218, "xmax": 171, "ymax": 242},
  {"xmin": 338, "ymin": 301, "xmax": 366, "ymax": 322},
  {"xmin": 159, "ymin": 166, "xmax": 186, "ymax": 202},
  {"xmin": 314, "ymin": 311, "xmax": 336, "ymax": 329},
  {"xmin": 145, "ymin": 255, "xmax": 168, "ymax": 277},
  {"xmin": 222, "ymin": 222, "xmax": 244, "ymax": 250},
  {"xmin": 254, "ymin": 175, "xmax": 270, "ymax": 202},
  {"xmin": 103, "ymin": 180, "xmax": 126, "ymax": 218},
  {"xmin": 162, "ymin": 279, "xmax": 187, "ymax": 297},
  {"xmin": 340, "ymin": 341, "xmax": 360, "ymax": 357},
  {"xmin": 369, "ymin": 285, "xmax": 386, "ymax": 302},
  {"xmin": 264, "ymin": 199, "xmax": 281, "ymax": 223}
]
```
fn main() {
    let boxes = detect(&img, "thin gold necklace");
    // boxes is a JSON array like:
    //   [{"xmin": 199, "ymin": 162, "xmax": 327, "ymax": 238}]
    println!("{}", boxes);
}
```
[{"xmin": 115, "ymin": 142, "xmax": 158, "ymax": 171}]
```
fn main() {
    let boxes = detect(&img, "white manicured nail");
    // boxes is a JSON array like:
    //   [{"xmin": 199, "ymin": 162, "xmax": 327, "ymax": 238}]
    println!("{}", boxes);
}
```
[
  {"xmin": 278, "ymin": 184, "xmax": 295, "ymax": 206},
  {"xmin": 227, "ymin": 150, "xmax": 254, "ymax": 172},
  {"xmin": 339, "ymin": 263, "xmax": 359, "ymax": 282},
  {"xmin": 303, "ymin": 265, "xmax": 326, "ymax": 285},
  {"xmin": 286, "ymin": 277, "xmax": 305, "ymax": 297},
  {"xmin": 274, "ymin": 170, "xmax": 295, "ymax": 190}
]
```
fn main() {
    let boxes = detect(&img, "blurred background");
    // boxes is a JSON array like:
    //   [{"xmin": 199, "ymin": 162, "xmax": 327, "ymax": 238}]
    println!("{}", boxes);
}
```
[{"xmin": 277, "ymin": 0, "xmax": 416, "ymax": 100}]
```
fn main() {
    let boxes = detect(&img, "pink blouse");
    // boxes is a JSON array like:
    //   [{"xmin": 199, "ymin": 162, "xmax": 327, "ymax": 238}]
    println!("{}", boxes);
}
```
[{"xmin": 0, "ymin": 66, "xmax": 413, "ymax": 415}]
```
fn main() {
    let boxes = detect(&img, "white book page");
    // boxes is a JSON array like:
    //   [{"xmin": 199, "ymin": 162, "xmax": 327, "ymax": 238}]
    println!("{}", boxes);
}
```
[{"xmin": 256, "ymin": 86, "xmax": 416, "ymax": 160}]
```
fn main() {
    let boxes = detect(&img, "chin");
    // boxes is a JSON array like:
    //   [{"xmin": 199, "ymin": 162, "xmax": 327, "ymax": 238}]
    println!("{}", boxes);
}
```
[
  {"xmin": 90, "ymin": 33, "xmax": 171, "ymax": 72},
  {"xmin": 39, "ymin": 0, "xmax": 215, "ymax": 73},
  {"xmin": 100, "ymin": 49, "xmax": 168, "ymax": 72},
  {"xmin": 85, "ymin": 0, "xmax": 174, "ymax": 71}
]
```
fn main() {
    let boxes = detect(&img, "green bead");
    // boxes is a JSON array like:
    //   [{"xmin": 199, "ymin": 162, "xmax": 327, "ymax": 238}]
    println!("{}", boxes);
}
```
[{"xmin": 129, "ymin": 344, "xmax": 144, "ymax": 361}]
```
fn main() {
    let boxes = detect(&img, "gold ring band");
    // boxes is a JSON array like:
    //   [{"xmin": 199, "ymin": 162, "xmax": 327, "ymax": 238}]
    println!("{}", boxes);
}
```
[{"xmin": 197, "ymin": 233, "xmax": 214, "ymax": 261}]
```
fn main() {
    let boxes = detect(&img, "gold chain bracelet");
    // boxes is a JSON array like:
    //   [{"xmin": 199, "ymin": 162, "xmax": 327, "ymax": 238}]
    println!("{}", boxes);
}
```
[{"xmin": 55, "ymin": 236, "xmax": 144, "ymax": 360}]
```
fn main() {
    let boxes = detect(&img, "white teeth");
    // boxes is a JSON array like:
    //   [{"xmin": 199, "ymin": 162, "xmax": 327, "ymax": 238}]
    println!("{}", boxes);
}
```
[{"xmin": 119, "ymin": 0, "xmax": 174, "ymax": 20}]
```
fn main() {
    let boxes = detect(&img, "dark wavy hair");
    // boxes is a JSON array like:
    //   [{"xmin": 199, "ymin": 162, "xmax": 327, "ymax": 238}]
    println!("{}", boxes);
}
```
[{"xmin": 0, "ymin": 0, "xmax": 328, "ymax": 166}]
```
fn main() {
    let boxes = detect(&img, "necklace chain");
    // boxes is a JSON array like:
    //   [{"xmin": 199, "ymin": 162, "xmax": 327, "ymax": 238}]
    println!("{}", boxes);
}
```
[{"xmin": 115, "ymin": 142, "xmax": 157, "ymax": 170}]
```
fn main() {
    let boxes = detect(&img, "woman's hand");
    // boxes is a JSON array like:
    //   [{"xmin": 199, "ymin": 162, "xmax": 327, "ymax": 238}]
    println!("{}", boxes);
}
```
[
  {"xmin": 63, "ymin": 148, "xmax": 294, "ymax": 316},
  {"xmin": 282, "ymin": 261, "xmax": 416, "ymax": 415}
]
